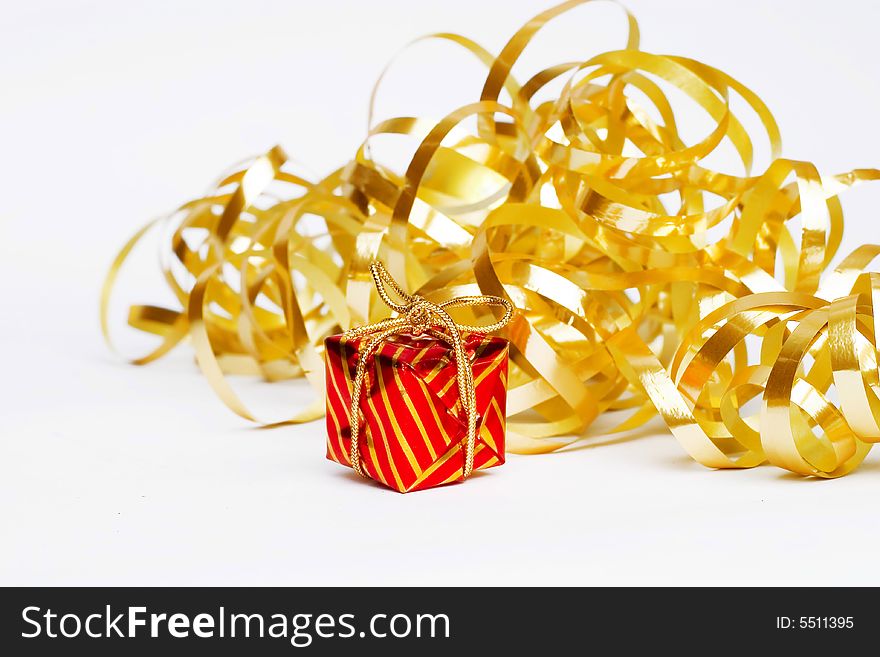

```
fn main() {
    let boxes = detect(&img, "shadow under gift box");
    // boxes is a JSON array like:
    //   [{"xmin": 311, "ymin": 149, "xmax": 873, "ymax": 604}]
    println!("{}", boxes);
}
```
[{"xmin": 324, "ymin": 331, "xmax": 509, "ymax": 493}]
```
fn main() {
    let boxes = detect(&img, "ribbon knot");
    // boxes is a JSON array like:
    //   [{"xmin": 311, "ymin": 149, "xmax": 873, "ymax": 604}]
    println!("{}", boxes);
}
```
[
  {"xmin": 343, "ymin": 261, "xmax": 513, "ymax": 480},
  {"xmin": 405, "ymin": 296, "xmax": 434, "ymax": 335}
]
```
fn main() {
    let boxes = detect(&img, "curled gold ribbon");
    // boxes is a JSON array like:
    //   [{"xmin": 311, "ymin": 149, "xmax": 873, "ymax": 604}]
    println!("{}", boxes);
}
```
[
  {"xmin": 103, "ymin": 1, "xmax": 880, "ymax": 478},
  {"xmin": 343, "ymin": 262, "xmax": 513, "ymax": 478}
]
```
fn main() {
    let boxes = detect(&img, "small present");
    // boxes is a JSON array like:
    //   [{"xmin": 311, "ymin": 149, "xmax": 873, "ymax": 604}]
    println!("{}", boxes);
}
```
[{"xmin": 324, "ymin": 262, "xmax": 512, "ymax": 492}]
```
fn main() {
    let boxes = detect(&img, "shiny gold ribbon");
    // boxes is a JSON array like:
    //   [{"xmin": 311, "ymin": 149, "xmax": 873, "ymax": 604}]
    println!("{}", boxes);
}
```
[
  {"xmin": 103, "ymin": 1, "xmax": 880, "ymax": 479},
  {"xmin": 343, "ymin": 262, "xmax": 513, "ymax": 478}
]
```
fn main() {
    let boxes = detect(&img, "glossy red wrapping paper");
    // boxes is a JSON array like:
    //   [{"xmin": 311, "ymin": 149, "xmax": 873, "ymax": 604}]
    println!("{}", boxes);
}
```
[{"xmin": 324, "ymin": 331, "xmax": 508, "ymax": 492}]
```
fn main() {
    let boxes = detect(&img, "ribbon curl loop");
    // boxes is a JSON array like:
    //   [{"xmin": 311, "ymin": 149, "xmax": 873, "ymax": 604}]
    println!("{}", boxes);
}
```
[{"xmin": 104, "ymin": 1, "xmax": 880, "ymax": 479}]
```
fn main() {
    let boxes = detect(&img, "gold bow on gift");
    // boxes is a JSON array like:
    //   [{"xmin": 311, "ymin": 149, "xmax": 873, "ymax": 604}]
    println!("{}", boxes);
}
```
[{"xmin": 344, "ymin": 262, "xmax": 513, "ymax": 479}]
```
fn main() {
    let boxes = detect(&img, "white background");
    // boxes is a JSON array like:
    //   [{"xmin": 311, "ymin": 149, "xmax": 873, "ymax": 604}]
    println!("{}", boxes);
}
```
[{"xmin": 2, "ymin": 0, "xmax": 880, "ymax": 586}]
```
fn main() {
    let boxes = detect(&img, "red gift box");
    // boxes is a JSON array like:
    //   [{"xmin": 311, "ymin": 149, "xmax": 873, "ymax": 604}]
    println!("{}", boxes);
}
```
[{"xmin": 325, "ymin": 330, "xmax": 509, "ymax": 492}]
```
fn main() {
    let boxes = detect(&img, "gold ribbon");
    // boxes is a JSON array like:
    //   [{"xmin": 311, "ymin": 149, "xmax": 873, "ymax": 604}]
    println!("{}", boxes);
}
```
[
  {"xmin": 103, "ymin": 1, "xmax": 880, "ymax": 479},
  {"xmin": 343, "ymin": 262, "xmax": 513, "ymax": 478}
]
